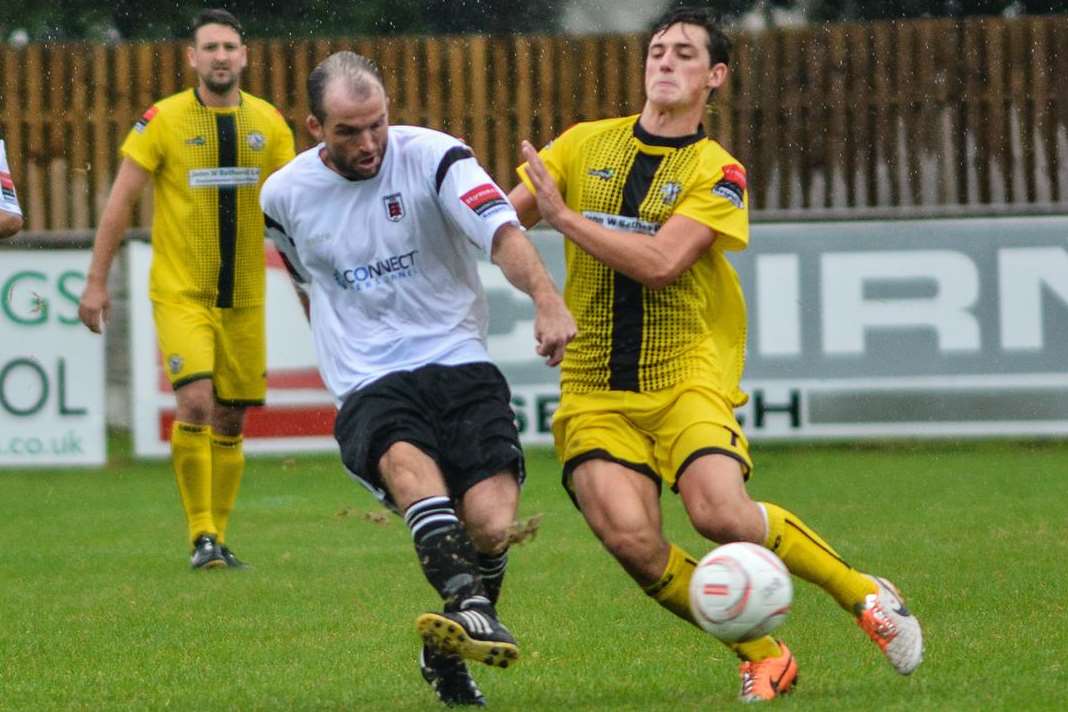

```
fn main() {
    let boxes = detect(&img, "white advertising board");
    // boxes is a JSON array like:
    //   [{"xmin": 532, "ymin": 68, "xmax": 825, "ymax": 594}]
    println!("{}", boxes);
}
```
[
  {"xmin": 128, "ymin": 215, "xmax": 1068, "ymax": 454},
  {"xmin": 0, "ymin": 250, "xmax": 106, "ymax": 466}
]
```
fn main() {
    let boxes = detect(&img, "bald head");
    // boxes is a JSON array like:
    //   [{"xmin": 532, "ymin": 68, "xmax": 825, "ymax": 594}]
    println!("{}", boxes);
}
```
[
  {"xmin": 308, "ymin": 51, "xmax": 386, "ymax": 123},
  {"xmin": 306, "ymin": 52, "xmax": 391, "ymax": 180}
]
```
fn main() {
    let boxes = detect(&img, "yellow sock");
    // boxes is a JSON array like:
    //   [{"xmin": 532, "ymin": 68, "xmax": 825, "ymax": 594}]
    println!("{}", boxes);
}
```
[
  {"xmin": 210, "ymin": 432, "xmax": 245, "ymax": 545},
  {"xmin": 171, "ymin": 421, "xmax": 215, "ymax": 544},
  {"xmin": 644, "ymin": 543, "xmax": 784, "ymax": 662},
  {"xmin": 760, "ymin": 502, "xmax": 876, "ymax": 612},
  {"xmin": 644, "ymin": 543, "xmax": 700, "ymax": 625},
  {"xmin": 732, "ymin": 636, "xmax": 784, "ymax": 662}
]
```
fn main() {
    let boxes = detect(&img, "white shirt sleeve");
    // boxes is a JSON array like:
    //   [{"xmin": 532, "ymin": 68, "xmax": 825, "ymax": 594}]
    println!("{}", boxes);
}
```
[
  {"xmin": 0, "ymin": 140, "xmax": 23, "ymax": 217},
  {"xmin": 434, "ymin": 144, "xmax": 519, "ymax": 254},
  {"xmin": 261, "ymin": 178, "xmax": 311, "ymax": 290}
]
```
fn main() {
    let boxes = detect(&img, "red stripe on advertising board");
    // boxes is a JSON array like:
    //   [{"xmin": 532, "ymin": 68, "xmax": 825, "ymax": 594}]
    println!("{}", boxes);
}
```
[
  {"xmin": 265, "ymin": 369, "xmax": 326, "ymax": 389},
  {"xmin": 159, "ymin": 405, "xmax": 335, "ymax": 440}
]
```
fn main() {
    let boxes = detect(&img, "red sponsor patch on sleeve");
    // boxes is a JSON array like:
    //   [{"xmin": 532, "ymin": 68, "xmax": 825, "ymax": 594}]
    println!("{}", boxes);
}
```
[
  {"xmin": 134, "ymin": 105, "xmax": 159, "ymax": 132},
  {"xmin": 0, "ymin": 171, "xmax": 16, "ymax": 201},
  {"xmin": 721, "ymin": 163, "xmax": 747, "ymax": 191},
  {"xmin": 460, "ymin": 183, "xmax": 507, "ymax": 216}
]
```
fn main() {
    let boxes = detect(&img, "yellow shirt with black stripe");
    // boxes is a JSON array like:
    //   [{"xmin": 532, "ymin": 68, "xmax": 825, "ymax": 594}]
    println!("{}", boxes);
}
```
[
  {"xmin": 122, "ymin": 88, "xmax": 295, "ymax": 308},
  {"xmin": 519, "ymin": 115, "xmax": 750, "ymax": 405}
]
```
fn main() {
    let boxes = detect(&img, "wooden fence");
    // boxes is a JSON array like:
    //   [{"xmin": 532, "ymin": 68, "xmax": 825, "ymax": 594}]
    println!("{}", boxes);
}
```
[{"xmin": 1, "ymin": 15, "xmax": 1067, "ymax": 232}]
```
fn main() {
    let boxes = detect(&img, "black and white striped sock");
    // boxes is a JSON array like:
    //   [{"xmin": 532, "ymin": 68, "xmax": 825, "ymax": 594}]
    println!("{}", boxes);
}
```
[
  {"xmin": 404, "ymin": 495, "xmax": 458, "ymax": 543},
  {"xmin": 477, "ymin": 549, "xmax": 509, "ymax": 606},
  {"xmin": 404, "ymin": 496, "xmax": 486, "ymax": 609}
]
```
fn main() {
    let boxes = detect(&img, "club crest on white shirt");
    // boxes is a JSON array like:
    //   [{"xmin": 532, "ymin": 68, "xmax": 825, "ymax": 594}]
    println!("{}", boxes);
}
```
[{"xmin": 383, "ymin": 192, "xmax": 405, "ymax": 222}]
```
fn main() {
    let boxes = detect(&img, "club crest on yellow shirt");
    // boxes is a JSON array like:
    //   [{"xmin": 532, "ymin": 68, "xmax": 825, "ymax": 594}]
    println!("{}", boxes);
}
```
[{"xmin": 661, "ymin": 181, "xmax": 682, "ymax": 205}]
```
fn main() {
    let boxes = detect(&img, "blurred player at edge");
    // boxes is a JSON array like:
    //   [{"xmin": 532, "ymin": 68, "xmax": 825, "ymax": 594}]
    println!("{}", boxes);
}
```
[
  {"xmin": 261, "ymin": 52, "xmax": 574, "ymax": 706},
  {"xmin": 78, "ymin": 9, "xmax": 295, "ymax": 570},
  {"xmin": 510, "ymin": 6, "xmax": 923, "ymax": 702},
  {"xmin": 0, "ymin": 136, "xmax": 24, "ymax": 238}
]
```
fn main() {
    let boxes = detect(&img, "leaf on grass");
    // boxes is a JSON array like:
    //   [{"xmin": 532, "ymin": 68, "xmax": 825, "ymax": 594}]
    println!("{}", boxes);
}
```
[
  {"xmin": 507, "ymin": 513, "xmax": 544, "ymax": 545},
  {"xmin": 335, "ymin": 507, "xmax": 391, "ymax": 526},
  {"xmin": 361, "ymin": 511, "xmax": 391, "ymax": 526}
]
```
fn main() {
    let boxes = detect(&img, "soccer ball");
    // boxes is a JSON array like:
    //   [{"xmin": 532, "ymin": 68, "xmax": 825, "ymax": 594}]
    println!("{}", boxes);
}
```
[{"xmin": 689, "ymin": 542, "xmax": 792, "ymax": 643}]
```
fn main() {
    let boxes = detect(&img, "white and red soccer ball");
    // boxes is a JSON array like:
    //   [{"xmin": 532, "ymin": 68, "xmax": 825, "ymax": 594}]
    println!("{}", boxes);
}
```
[{"xmin": 689, "ymin": 542, "xmax": 792, "ymax": 643}]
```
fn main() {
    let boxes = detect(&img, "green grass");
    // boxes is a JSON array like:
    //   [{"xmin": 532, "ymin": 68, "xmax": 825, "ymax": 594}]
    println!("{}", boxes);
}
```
[{"xmin": 2, "ymin": 436, "xmax": 1066, "ymax": 711}]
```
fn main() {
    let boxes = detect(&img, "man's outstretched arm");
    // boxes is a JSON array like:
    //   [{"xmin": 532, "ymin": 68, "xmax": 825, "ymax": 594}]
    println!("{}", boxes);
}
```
[{"xmin": 490, "ymin": 223, "xmax": 576, "ymax": 367}]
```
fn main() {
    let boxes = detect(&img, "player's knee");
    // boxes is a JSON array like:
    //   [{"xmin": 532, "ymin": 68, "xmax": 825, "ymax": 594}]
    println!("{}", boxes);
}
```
[
  {"xmin": 466, "ymin": 521, "xmax": 510, "ymax": 556},
  {"xmin": 458, "ymin": 475, "xmax": 519, "ymax": 554},
  {"xmin": 175, "ymin": 380, "xmax": 214, "ymax": 424},
  {"xmin": 211, "ymin": 405, "xmax": 245, "ymax": 436},
  {"xmin": 599, "ymin": 526, "xmax": 661, "ymax": 568},
  {"xmin": 176, "ymin": 400, "xmax": 212, "ymax": 424},
  {"xmin": 690, "ymin": 506, "xmax": 761, "ymax": 545}
]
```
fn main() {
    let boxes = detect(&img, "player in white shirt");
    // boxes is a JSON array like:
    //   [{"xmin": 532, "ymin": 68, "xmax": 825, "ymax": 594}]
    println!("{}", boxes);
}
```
[
  {"xmin": 261, "ymin": 52, "xmax": 575, "ymax": 707},
  {"xmin": 0, "ymin": 138, "xmax": 24, "ymax": 239}
]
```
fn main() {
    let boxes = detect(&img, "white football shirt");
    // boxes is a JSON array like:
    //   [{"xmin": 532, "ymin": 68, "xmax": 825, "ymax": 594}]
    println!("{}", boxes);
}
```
[{"xmin": 260, "ymin": 126, "xmax": 519, "ymax": 401}]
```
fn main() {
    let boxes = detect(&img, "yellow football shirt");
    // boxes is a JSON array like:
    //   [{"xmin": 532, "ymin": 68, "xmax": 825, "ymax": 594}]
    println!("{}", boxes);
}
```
[
  {"xmin": 519, "ymin": 115, "xmax": 751, "ymax": 404},
  {"xmin": 122, "ymin": 88, "xmax": 295, "ymax": 308}
]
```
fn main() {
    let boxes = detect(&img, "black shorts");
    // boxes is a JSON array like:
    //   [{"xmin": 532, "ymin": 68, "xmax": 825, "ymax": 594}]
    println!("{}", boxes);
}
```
[{"xmin": 334, "ymin": 361, "xmax": 525, "ymax": 510}]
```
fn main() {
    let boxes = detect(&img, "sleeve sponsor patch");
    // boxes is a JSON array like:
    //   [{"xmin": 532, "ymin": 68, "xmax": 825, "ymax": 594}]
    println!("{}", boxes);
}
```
[
  {"xmin": 1, "ymin": 171, "xmax": 16, "ymax": 202},
  {"xmin": 134, "ymin": 106, "xmax": 159, "ymax": 133},
  {"xmin": 721, "ymin": 163, "xmax": 747, "ymax": 191},
  {"xmin": 712, "ymin": 164, "xmax": 747, "ymax": 210},
  {"xmin": 460, "ymin": 183, "xmax": 508, "ymax": 217},
  {"xmin": 712, "ymin": 179, "xmax": 745, "ymax": 209}
]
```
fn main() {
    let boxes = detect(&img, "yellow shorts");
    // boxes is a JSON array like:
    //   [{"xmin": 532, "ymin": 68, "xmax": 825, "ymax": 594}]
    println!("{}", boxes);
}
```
[
  {"xmin": 552, "ymin": 380, "xmax": 753, "ymax": 500},
  {"xmin": 152, "ymin": 299, "xmax": 266, "ymax": 406}
]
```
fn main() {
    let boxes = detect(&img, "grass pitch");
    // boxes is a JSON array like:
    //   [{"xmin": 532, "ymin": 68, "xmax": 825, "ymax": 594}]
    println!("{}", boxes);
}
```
[{"xmin": 1, "ymin": 437, "xmax": 1066, "ymax": 711}]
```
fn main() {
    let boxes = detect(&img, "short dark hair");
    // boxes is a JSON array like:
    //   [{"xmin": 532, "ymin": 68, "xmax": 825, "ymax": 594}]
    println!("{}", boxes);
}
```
[
  {"xmin": 307, "ymin": 52, "xmax": 385, "ymax": 123},
  {"xmin": 191, "ymin": 9, "xmax": 243, "ymax": 41},
  {"xmin": 649, "ymin": 6, "xmax": 731, "ymax": 67}
]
